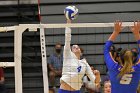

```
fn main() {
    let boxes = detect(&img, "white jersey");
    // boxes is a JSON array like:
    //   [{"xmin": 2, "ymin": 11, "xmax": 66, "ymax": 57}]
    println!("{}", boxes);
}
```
[
  {"xmin": 83, "ymin": 76, "xmax": 96, "ymax": 89},
  {"xmin": 60, "ymin": 27, "xmax": 96, "ymax": 90}
]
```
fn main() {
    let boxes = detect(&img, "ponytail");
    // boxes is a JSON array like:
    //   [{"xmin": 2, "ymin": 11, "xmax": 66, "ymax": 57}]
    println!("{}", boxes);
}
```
[{"xmin": 118, "ymin": 51, "xmax": 133, "ymax": 77}]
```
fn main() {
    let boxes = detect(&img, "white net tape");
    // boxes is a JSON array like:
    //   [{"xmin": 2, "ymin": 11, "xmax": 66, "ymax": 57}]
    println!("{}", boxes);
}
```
[
  {"xmin": 20, "ymin": 22, "xmax": 133, "ymax": 29},
  {"xmin": 0, "ymin": 62, "xmax": 15, "ymax": 67},
  {"xmin": 0, "ymin": 22, "xmax": 134, "ymax": 32},
  {"xmin": 0, "ymin": 26, "xmax": 17, "ymax": 32}
]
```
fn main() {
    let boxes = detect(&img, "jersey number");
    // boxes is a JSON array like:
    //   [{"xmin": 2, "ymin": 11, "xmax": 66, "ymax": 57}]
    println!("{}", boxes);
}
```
[
  {"xmin": 120, "ymin": 74, "xmax": 132, "ymax": 84},
  {"xmin": 77, "ymin": 66, "xmax": 82, "ymax": 72}
]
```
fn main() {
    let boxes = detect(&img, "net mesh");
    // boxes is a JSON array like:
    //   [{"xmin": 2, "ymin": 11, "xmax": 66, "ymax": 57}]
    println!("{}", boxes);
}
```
[{"xmin": 0, "ymin": 23, "xmax": 138, "ymax": 93}]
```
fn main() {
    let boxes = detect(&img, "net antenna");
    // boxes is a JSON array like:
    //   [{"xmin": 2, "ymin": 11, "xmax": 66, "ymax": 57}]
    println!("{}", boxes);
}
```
[{"xmin": 37, "ymin": 0, "xmax": 49, "ymax": 93}]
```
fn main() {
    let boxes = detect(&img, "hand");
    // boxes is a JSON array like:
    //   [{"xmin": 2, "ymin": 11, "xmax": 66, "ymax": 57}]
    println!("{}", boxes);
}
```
[
  {"xmin": 108, "ymin": 20, "xmax": 122, "ymax": 41},
  {"xmin": 95, "ymin": 83, "xmax": 101, "ymax": 88},
  {"xmin": 130, "ymin": 21, "xmax": 140, "ymax": 34},
  {"xmin": 114, "ymin": 20, "xmax": 122, "ymax": 33},
  {"xmin": 93, "ymin": 70, "xmax": 100, "ymax": 75},
  {"xmin": 67, "ymin": 20, "xmax": 71, "ymax": 24},
  {"xmin": 55, "ymin": 70, "xmax": 62, "ymax": 76},
  {"xmin": 94, "ymin": 70, "xmax": 101, "ymax": 87}
]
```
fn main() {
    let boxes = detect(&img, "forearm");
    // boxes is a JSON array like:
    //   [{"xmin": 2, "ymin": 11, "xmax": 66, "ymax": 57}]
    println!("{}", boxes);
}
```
[
  {"xmin": 86, "ymin": 71, "xmax": 95, "ymax": 83},
  {"xmin": 85, "ymin": 62, "xmax": 96, "ymax": 82},
  {"xmin": 94, "ymin": 70, "xmax": 101, "ymax": 88},
  {"xmin": 133, "ymin": 32, "xmax": 140, "ymax": 48},
  {"xmin": 134, "ymin": 33, "xmax": 140, "ymax": 41},
  {"xmin": 95, "ymin": 76, "xmax": 101, "ymax": 88},
  {"xmin": 108, "ymin": 32, "xmax": 119, "ymax": 41},
  {"xmin": 49, "ymin": 64, "xmax": 55, "ymax": 72},
  {"xmin": 64, "ymin": 27, "xmax": 72, "ymax": 57},
  {"xmin": 65, "ymin": 27, "xmax": 71, "ymax": 48},
  {"xmin": 55, "ymin": 69, "xmax": 62, "ymax": 75},
  {"xmin": 65, "ymin": 20, "xmax": 71, "ymax": 50},
  {"xmin": 63, "ymin": 20, "xmax": 72, "ymax": 58},
  {"xmin": 95, "ymin": 75, "xmax": 100, "ymax": 84}
]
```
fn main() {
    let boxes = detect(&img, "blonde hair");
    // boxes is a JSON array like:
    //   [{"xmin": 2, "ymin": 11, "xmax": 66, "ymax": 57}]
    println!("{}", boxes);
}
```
[
  {"xmin": 118, "ymin": 51, "xmax": 133, "ymax": 77},
  {"xmin": 137, "ymin": 82, "xmax": 140, "ymax": 93}
]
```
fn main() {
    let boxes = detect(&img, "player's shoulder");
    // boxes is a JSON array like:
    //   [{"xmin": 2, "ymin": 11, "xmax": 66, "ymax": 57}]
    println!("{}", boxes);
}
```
[
  {"xmin": 81, "ymin": 58, "xmax": 87, "ymax": 63},
  {"xmin": 80, "ymin": 58, "xmax": 91, "ymax": 67}
]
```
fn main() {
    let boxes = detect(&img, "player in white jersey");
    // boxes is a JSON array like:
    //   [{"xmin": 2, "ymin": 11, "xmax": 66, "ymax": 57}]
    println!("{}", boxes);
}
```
[{"xmin": 58, "ymin": 20, "xmax": 96, "ymax": 93}]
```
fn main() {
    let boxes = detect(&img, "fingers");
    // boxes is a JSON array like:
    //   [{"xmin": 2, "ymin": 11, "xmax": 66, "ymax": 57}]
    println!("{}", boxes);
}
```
[
  {"xmin": 114, "ymin": 20, "xmax": 123, "ymax": 33},
  {"xmin": 115, "ymin": 20, "xmax": 122, "ymax": 24},
  {"xmin": 134, "ymin": 20, "xmax": 140, "ymax": 27},
  {"xmin": 114, "ymin": 20, "xmax": 122, "ymax": 28},
  {"xmin": 114, "ymin": 20, "xmax": 140, "ymax": 33},
  {"xmin": 130, "ymin": 20, "xmax": 140, "ymax": 33}
]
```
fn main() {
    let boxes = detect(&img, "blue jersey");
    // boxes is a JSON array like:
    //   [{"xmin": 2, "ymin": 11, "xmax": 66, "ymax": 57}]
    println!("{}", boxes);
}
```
[{"xmin": 104, "ymin": 40, "xmax": 140, "ymax": 93}]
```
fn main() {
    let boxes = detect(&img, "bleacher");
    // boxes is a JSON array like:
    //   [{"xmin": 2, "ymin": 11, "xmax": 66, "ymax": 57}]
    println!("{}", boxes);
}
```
[{"xmin": 0, "ymin": 0, "xmax": 140, "ymax": 93}]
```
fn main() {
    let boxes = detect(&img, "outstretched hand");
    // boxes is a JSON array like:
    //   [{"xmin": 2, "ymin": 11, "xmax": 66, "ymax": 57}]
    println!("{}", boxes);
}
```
[
  {"xmin": 130, "ymin": 21, "xmax": 140, "ymax": 34},
  {"xmin": 114, "ymin": 20, "xmax": 122, "ymax": 33},
  {"xmin": 108, "ymin": 20, "xmax": 122, "ymax": 41}
]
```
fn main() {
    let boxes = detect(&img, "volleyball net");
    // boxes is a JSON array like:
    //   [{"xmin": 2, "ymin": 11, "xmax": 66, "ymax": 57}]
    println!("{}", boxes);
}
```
[{"xmin": 0, "ymin": 22, "xmax": 137, "ymax": 93}]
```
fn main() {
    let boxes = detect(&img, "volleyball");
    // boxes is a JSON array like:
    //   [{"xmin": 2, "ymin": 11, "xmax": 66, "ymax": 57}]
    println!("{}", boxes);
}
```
[{"xmin": 64, "ymin": 6, "xmax": 78, "ymax": 20}]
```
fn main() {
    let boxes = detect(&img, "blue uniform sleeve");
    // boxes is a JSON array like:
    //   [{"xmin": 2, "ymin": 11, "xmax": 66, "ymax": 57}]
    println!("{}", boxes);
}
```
[
  {"xmin": 137, "ymin": 40, "xmax": 140, "ymax": 59},
  {"xmin": 104, "ymin": 40, "xmax": 119, "ymax": 70},
  {"xmin": 135, "ymin": 40, "xmax": 140, "ymax": 71}
]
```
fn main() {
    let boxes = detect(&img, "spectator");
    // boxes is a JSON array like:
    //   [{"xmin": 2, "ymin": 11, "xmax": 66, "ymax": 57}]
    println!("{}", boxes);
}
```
[
  {"xmin": 131, "ymin": 48, "xmax": 138, "ymax": 53},
  {"xmin": 103, "ymin": 80, "xmax": 111, "ymax": 93},
  {"xmin": 83, "ymin": 66, "xmax": 101, "ymax": 93},
  {"xmin": 0, "ymin": 67, "xmax": 7, "ymax": 93},
  {"xmin": 48, "ymin": 42, "xmax": 63, "ymax": 87}
]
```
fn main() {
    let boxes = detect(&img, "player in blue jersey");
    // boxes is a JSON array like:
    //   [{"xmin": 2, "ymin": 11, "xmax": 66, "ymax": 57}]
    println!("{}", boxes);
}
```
[{"xmin": 104, "ymin": 21, "xmax": 140, "ymax": 93}]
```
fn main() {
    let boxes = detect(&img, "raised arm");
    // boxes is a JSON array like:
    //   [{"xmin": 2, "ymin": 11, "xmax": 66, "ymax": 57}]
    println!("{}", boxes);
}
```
[
  {"xmin": 64, "ymin": 20, "xmax": 72, "ymax": 57},
  {"xmin": 130, "ymin": 21, "xmax": 140, "ymax": 60},
  {"xmin": 131, "ymin": 21, "xmax": 140, "ymax": 43},
  {"xmin": 108, "ymin": 21, "xmax": 122, "ymax": 41},
  {"xmin": 104, "ymin": 21, "xmax": 122, "ymax": 70}
]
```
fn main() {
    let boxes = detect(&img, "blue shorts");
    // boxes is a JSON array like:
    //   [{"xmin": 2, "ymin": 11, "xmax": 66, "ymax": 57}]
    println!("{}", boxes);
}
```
[{"xmin": 58, "ymin": 89, "xmax": 80, "ymax": 93}]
